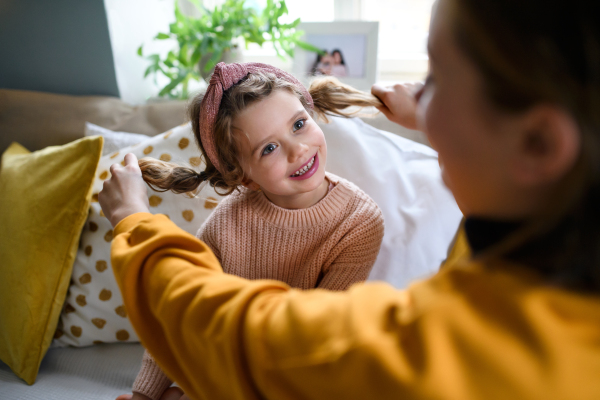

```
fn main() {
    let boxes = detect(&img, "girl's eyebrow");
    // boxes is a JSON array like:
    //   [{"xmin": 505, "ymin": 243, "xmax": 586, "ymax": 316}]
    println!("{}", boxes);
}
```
[
  {"xmin": 250, "ymin": 109, "xmax": 306, "ymax": 156},
  {"xmin": 288, "ymin": 109, "xmax": 306, "ymax": 125}
]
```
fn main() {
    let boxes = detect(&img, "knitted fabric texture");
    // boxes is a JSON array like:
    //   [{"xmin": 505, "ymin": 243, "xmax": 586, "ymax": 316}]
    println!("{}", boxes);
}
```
[
  {"xmin": 133, "ymin": 172, "xmax": 384, "ymax": 399},
  {"xmin": 199, "ymin": 62, "xmax": 314, "ymax": 173}
]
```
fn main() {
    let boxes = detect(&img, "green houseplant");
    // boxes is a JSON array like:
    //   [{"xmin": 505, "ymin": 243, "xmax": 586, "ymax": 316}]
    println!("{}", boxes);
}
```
[{"xmin": 139, "ymin": 0, "xmax": 322, "ymax": 99}]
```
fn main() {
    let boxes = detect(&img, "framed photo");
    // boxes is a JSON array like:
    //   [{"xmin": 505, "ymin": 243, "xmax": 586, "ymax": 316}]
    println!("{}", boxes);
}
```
[{"xmin": 292, "ymin": 21, "xmax": 379, "ymax": 91}]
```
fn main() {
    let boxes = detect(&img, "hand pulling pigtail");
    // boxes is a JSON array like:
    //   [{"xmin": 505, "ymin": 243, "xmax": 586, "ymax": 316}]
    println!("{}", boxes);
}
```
[
  {"xmin": 308, "ymin": 76, "xmax": 383, "ymax": 122},
  {"xmin": 139, "ymin": 158, "xmax": 208, "ymax": 195}
]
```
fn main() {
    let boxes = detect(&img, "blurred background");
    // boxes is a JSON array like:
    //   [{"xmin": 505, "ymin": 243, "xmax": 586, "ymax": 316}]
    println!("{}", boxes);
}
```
[{"xmin": 0, "ymin": 0, "xmax": 434, "ymax": 105}]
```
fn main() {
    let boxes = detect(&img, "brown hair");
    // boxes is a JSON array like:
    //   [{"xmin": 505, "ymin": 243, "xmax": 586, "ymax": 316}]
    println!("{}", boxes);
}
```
[
  {"xmin": 140, "ymin": 72, "xmax": 381, "ymax": 196},
  {"xmin": 449, "ymin": 0, "xmax": 600, "ymax": 291}
]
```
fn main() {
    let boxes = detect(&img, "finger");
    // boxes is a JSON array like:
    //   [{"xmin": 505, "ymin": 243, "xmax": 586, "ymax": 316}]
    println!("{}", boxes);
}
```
[
  {"xmin": 115, "ymin": 395, "xmax": 132, "ymax": 400},
  {"xmin": 123, "ymin": 153, "xmax": 139, "ymax": 167},
  {"xmin": 406, "ymin": 82, "xmax": 424, "ymax": 95},
  {"xmin": 109, "ymin": 163, "xmax": 120, "ymax": 174},
  {"xmin": 371, "ymin": 84, "xmax": 388, "ymax": 99}
]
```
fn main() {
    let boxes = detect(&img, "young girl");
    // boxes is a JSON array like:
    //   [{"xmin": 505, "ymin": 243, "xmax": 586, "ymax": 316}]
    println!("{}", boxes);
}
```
[{"xmin": 119, "ymin": 63, "xmax": 385, "ymax": 400}]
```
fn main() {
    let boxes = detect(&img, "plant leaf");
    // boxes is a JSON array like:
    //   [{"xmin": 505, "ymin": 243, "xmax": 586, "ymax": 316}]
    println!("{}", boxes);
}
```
[
  {"xmin": 158, "ymin": 74, "xmax": 186, "ymax": 97},
  {"xmin": 295, "ymin": 40, "xmax": 323, "ymax": 54}
]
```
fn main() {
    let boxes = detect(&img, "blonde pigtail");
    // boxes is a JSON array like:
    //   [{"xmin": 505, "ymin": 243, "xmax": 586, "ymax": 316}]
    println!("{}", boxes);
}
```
[
  {"xmin": 308, "ymin": 76, "xmax": 383, "ymax": 122},
  {"xmin": 139, "ymin": 158, "xmax": 207, "ymax": 195}
]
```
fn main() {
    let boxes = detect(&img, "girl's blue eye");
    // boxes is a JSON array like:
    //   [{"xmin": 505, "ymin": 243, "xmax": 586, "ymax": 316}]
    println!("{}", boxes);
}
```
[
  {"xmin": 262, "ymin": 143, "xmax": 277, "ymax": 156},
  {"xmin": 293, "ymin": 119, "xmax": 305, "ymax": 131}
]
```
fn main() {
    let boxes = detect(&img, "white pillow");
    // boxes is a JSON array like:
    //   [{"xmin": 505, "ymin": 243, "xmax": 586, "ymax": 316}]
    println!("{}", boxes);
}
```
[
  {"xmin": 54, "ymin": 123, "xmax": 222, "ymax": 347},
  {"xmin": 85, "ymin": 122, "xmax": 152, "ymax": 156},
  {"xmin": 320, "ymin": 116, "xmax": 462, "ymax": 288}
]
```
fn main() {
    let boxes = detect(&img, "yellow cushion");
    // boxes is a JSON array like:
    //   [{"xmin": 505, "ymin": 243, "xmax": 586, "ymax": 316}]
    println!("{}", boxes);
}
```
[{"xmin": 0, "ymin": 136, "xmax": 103, "ymax": 384}]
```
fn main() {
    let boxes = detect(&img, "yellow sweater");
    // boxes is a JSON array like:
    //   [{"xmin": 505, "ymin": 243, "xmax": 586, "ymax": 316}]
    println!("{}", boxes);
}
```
[{"xmin": 112, "ymin": 213, "xmax": 600, "ymax": 400}]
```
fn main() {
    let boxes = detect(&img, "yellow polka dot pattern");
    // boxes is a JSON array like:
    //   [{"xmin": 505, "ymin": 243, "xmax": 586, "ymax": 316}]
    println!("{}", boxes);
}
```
[
  {"xmin": 189, "ymin": 157, "xmax": 202, "ymax": 167},
  {"xmin": 95, "ymin": 260, "xmax": 107, "ymax": 272},
  {"xmin": 92, "ymin": 318, "xmax": 106, "ymax": 329},
  {"xmin": 204, "ymin": 197, "xmax": 219, "ymax": 209},
  {"xmin": 115, "ymin": 305, "xmax": 127, "ymax": 318},
  {"xmin": 56, "ymin": 123, "xmax": 223, "ymax": 347},
  {"xmin": 99, "ymin": 289, "xmax": 112, "ymax": 301},
  {"xmin": 178, "ymin": 138, "xmax": 189, "ymax": 149},
  {"xmin": 149, "ymin": 195, "xmax": 162, "ymax": 207},
  {"xmin": 182, "ymin": 210, "xmax": 194, "ymax": 222}
]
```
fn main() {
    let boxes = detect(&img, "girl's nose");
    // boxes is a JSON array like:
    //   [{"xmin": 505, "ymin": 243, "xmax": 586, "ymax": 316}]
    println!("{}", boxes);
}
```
[{"xmin": 287, "ymin": 141, "xmax": 309, "ymax": 163}]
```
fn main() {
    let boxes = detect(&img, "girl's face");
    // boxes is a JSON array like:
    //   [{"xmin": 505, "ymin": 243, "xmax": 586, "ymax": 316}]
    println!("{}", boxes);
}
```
[
  {"xmin": 416, "ymin": 0, "xmax": 537, "ymax": 218},
  {"xmin": 234, "ymin": 90, "xmax": 329, "ymax": 209}
]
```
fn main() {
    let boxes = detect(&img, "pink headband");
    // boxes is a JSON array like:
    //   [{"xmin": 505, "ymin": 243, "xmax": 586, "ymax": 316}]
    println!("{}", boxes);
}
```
[{"xmin": 199, "ymin": 62, "xmax": 313, "ymax": 174}]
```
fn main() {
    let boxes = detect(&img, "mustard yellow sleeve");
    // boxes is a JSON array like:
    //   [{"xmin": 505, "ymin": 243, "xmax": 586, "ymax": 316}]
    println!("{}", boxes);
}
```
[{"xmin": 111, "ymin": 213, "xmax": 559, "ymax": 400}]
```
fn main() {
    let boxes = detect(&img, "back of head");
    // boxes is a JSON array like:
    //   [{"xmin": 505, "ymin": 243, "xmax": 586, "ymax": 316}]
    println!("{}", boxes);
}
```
[{"xmin": 449, "ymin": 0, "xmax": 600, "ymax": 291}]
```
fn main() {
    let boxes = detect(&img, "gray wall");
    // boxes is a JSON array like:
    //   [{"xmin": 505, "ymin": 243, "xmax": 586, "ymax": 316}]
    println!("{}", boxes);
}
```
[{"xmin": 0, "ymin": 0, "xmax": 119, "ymax": 97}]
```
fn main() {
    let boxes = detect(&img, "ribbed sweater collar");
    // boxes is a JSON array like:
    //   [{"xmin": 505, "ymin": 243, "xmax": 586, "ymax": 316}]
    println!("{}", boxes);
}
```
[{"xmin": 246, "ymin": 173, "xmax": 355, "ymax": 229}]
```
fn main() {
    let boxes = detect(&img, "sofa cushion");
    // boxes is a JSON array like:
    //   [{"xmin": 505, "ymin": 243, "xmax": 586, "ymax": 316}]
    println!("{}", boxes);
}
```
[
  {"xmin": 54, "ymin": 123, "xmax": 222, "ymax": 347},
  {"xmin": 0, "ymin": 136, "xmax": 103, "ymax": 384}
]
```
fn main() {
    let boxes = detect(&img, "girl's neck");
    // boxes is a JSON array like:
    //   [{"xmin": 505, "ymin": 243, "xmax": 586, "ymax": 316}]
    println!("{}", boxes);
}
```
[{"xmin": 261, "ymin": 177, "xmax": 330, "ymax": 210}]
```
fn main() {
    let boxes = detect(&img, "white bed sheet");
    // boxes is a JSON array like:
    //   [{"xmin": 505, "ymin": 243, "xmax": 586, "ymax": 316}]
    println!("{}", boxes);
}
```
[{"xmin": 0, "ymin": 343, "xmax": 144, "ymax": 399}]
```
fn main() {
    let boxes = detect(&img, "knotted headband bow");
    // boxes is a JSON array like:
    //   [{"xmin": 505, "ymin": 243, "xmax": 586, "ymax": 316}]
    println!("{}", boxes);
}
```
[{"xmin": 199, "ymin": 62, "xmax": 314, "ymax": 174}]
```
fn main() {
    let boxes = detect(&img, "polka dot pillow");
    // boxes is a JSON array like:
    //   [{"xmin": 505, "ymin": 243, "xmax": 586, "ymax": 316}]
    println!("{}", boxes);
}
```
[{"xmin": 53, "ymin": 123, "xmax": 222, "ymax": 347}]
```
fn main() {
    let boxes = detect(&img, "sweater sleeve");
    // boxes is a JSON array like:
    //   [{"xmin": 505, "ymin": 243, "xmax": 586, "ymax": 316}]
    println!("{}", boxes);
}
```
[
  {"xmin": 318, "ymin": 198, "xmax": 384, "ymax": 291},
  {"xmin": 132, "ymin": 350, "xmax": 173, "ymax": 400},
  {"xmin": 111, "ymin": 213, "xmax": 545, "ymax": 400},
  {"xmin": 110, "ymin": 212, "xmax": 414, "ymax": 400}
]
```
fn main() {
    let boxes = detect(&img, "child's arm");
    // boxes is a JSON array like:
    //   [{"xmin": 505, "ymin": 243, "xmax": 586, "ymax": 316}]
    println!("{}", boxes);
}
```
[
  {"xmin": 318, "ymin": 203, "xmax": 384, "ymax": 291},
  {"xmin": 196, "ymin": 219, "xmax": 221, "ymax": 262},
  {"xmin": 131, "ymin": 350, "xmax": 174, "ymax": 400}
]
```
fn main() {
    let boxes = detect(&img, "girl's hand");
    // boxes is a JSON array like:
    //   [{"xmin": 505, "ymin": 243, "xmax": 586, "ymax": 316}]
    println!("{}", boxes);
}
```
[
  {"xmin": 99, "ymin": 153, "xmax": 150, "ymax": 228},
  {"xmin": 114, "ymin": 387, "xmax": 189, "ymax": 400},
  {"xmin": 371, "ymin": 82, "xmax": 423, "ymax": 131},
  {"xmin": 115, "ymin": 393, "xmax": 151, "ymax": 400}
]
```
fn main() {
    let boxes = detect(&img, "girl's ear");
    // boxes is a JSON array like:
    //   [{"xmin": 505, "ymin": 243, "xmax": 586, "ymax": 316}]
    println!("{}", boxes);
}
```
[
  {"xmin": 241, "ymin": 177, "xmax": 261, "ymax": 191},
  {"xmin": 511, "ymin": 105, "xmax": 580, "ymax": 186}
]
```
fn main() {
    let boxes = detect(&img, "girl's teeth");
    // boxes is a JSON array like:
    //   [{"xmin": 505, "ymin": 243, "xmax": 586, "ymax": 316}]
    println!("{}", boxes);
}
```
[{"xmin": 292, "ymin": 156, "xmax": 315, "ymax": 176}]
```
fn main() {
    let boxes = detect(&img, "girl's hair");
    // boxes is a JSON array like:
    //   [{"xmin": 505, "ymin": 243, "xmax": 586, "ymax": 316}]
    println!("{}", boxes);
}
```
[
  {"xmin": 449, "ymin": 0, "xmax": 600, "ymax": 291},
  {"xmin": 140, "ymin": 72, "xmax": 381, "ymax": 196}
]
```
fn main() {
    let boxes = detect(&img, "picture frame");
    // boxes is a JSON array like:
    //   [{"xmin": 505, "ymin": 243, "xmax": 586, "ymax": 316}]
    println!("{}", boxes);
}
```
[{"xmin": 292, "ymin": 21, "xmax": 379, "ymax": 91}]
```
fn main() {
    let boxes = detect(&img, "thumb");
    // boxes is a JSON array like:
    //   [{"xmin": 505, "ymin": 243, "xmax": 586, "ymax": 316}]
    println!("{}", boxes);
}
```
[{"xmin": 124, "ymin": 153, "xmax": 139, "ymax": 168}]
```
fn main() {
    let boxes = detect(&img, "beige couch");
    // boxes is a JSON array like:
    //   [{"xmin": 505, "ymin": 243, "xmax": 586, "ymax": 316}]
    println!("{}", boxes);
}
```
[{"xmin": 0, "ymin": 89, "xmax": 427, "ymax": 154}]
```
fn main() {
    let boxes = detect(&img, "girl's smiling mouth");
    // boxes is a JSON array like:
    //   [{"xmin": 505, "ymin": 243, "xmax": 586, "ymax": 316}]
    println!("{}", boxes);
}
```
[{"xmin": 290, "ymin": 153, "xmax": 319, "ymax": 180}]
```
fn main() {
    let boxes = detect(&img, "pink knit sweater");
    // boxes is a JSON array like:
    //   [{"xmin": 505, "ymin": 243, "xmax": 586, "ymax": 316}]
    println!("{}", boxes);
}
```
[{"xmin": 132, "ymin": 172, "xmax": 384, "ymax": 399}]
